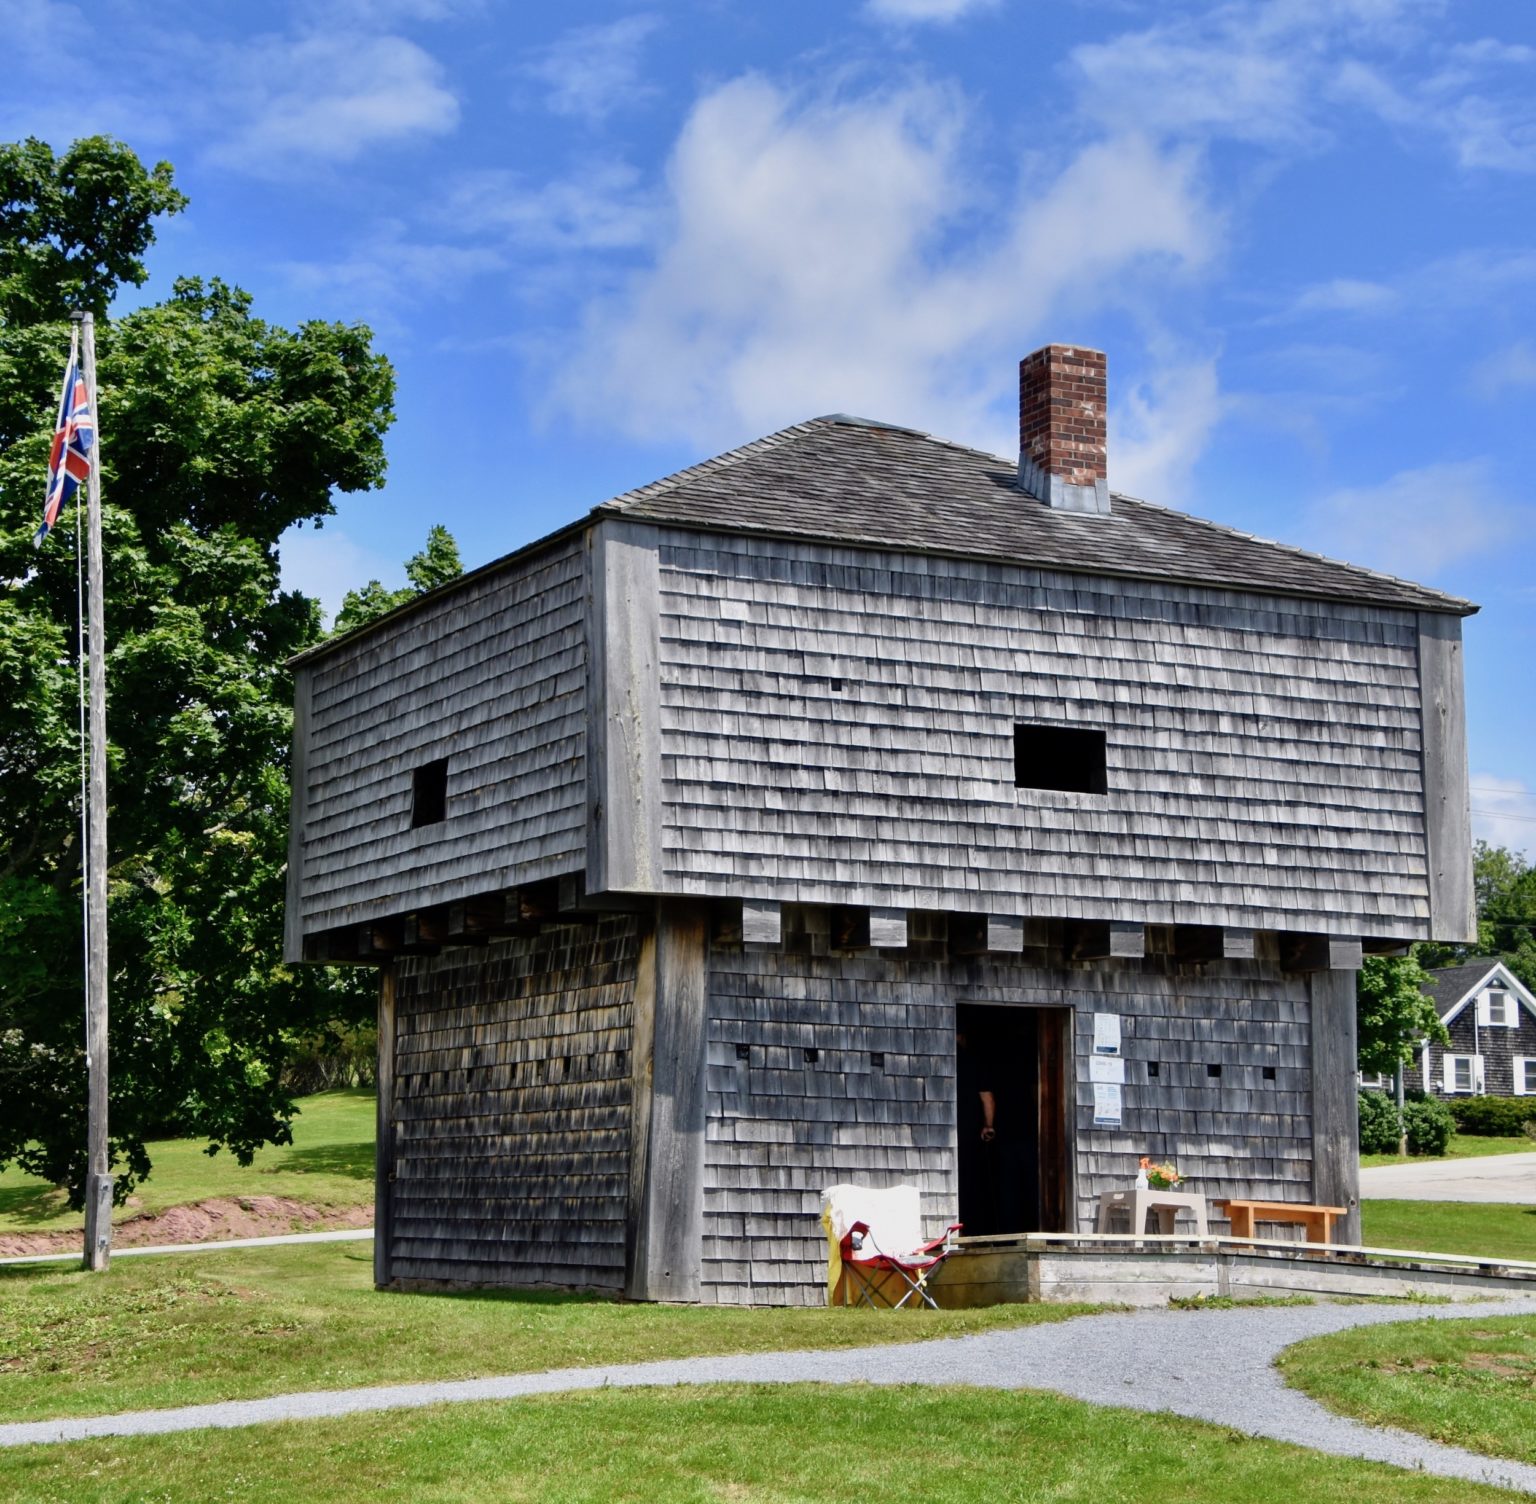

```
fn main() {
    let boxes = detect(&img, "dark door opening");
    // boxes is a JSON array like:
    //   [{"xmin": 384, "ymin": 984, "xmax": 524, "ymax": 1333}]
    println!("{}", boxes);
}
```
[{"xmin": 955, "ymin": 1004, "xmax": 1071, "ymax": 1236}]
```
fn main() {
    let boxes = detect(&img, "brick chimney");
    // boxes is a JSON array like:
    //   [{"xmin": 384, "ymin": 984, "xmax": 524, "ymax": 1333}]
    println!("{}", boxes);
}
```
[{"xmin": 1017, "ymin": 344, "xmax": 1110, "ymax": 515}]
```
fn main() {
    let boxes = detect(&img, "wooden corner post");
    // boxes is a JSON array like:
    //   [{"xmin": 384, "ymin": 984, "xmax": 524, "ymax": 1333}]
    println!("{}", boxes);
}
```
[
  {"xmin": 626, "ymin": 900, "xmax": 709, "ymax": 1301},
  {"xmin": 374, "ymin": 961, "xmax": 397, "ymax": 1288},
  {"xmin": 585, "ymin": 519, "xmax": 664, "ymax": 900},
  {"xmin": 1417, "ymin": 612, "xmax": 1476, "ymax": 944},
  {"xmin": 1308, "ymin": 967, "xmax": 1361, "ymax": 1245}
]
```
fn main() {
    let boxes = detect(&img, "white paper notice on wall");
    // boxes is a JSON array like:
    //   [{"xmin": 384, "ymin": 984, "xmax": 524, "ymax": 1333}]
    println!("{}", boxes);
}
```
[
  {"xmin": 1093, "ymin": 1082, "xmax": 1123, "ymax": 1126},
  {"xmin": 1089, "ymin": 1055, "xmax": 1124, "ymax": 1085},
  {"xmin": 1092, "ymin": 1012, "xmax": 1121, "ymax": 1055}
]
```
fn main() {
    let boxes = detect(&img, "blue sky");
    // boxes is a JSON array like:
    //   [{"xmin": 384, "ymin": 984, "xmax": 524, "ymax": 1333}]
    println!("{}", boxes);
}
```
[{"xmin": 5, "ymin": 0, "xmax": 1535, "ymax": 854}]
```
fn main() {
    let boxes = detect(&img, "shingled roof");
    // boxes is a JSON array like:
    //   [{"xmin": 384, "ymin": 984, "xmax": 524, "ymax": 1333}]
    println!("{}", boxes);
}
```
[
  {"xmin": 597, "ymin": 415, "xmax": 1475, "ymax": 615},
  {"xmin": 1421, "ymin": 961, "xmax": 1506, "ymax": 1018}
]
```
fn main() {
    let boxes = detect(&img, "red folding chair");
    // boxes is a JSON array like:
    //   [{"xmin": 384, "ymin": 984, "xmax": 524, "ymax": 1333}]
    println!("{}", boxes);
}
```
[{"xmin": 822, "ymin": 1183, "xmax": 961, "ymax": 1310}]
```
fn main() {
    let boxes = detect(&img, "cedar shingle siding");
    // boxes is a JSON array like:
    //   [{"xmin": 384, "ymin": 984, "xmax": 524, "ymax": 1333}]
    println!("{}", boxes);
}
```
[{"xmin": 286, "ymin": 398, "xmax": 1476, "ymax": 1301}]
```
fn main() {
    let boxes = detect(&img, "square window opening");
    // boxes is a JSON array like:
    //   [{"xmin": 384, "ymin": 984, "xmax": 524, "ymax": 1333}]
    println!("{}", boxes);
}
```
[
  {"xmin": 411, "ymin": 757, "xmax": 449, "ymax": 828},
  {"xmin": 1146, "ymin": 1060, "xmax": 1160, "ymax": 1079},
  {"xmin": 1205, "ymin": 1062, "xmax": 1222, "ymax": 1079},
  {"xmin": 1262, "ymin": 1066, "xmax": 1276, "ymax": 1082},
  {"xmin": 1014, "ymin": 724, "xmax": 1107, "ymax": 795}
]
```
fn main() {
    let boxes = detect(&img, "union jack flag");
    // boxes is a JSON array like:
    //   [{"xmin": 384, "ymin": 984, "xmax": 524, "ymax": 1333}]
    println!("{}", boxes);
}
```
[{"xmin": 34, "ymin": 356, "xmax": 94, "ymax": 548}]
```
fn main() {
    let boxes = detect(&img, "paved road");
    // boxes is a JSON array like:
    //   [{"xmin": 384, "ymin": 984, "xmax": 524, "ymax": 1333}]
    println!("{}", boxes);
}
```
[
  {"xmin": 1360, "ymin": 1151, "xmax": 1536, "ymax": 1203},
  {"xmin": 6, "ymin": 1298, "xmax": 1536, "ymax": 1494}
]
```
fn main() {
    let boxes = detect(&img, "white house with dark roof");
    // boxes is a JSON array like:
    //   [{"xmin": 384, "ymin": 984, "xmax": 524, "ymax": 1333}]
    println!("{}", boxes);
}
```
[
  {"xmin": 284, "ymin": 344, "xmax": 1478, "ymax": 1303},
  {"xmin": 1407, "ymin": 961, "xmax": 1536, "ymax": 1099}
]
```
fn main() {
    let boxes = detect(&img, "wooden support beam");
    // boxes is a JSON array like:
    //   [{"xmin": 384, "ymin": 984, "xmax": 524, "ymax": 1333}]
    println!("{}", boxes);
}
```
[
  {"xmin": 1172, "ymin": 925, "xmax": 1255, "ymax": 962},
  {"xmin": 357, "ymin": 920, "xmax": 402, "ymax": 959},
  {"xmin": 374, "ymin": 963, "xmax": 396, "ymax": 1289},
  {"xmin": 626, "ymin": 900, "xmax": 709, "ymax": 1302},
  {"xmin": 303, "ymin": 929, "xmax": 373, "ymax": 965},
  {"xmin": 445, "ymin": 895, "xmax": 503, "ymax": 944},
  {"xmin": 868, "ymin": 907, "xmax": 907, "ymax": 950},
  {"xmin": 830, "ymin": 906, "xmax": 870, "ymax": 951},
  {"xmin": 1309, "ymin": 966, "xmax": 1362, "ymax": 1245},
  {"xmin": 1065, "ymin": 919, "xmax": 1144, "ymax": 962},
  {"xmin": 402, "ymin": 910, "xmax": 446, "ymax": 953},
  {"xmin": 1281, "ymin": 934, "xmax": 1364, "ymax": 974},
  {"xmin": 741, "ymin": 898, "xmax": 782, "ymax": 947},
  {"xmin": 950, "ymin": 914, "xmax": 1027, "ymax": 956}
]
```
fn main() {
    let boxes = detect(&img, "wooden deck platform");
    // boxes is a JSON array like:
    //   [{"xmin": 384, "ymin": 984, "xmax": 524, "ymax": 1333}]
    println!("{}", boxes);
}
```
[{"xmin": 926, "ymin": 1233, "xmax": 1536, "ymax": 1308}]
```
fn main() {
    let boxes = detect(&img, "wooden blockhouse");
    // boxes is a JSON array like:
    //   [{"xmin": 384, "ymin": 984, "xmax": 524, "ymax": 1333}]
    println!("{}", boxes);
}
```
[{"xmin": 284, "ymin": 345, "xmax": 1478, "ymax": 1303}]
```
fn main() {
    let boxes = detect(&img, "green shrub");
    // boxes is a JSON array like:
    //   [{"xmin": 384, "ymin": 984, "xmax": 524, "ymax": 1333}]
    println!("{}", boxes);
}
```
[
  {"xmin": 1403, "ymin": 1095, "xmax": 1455, "ymax": 1155},
  {"xmin": 1447, "ymin": 1095, "xmax": 1536, "ymax": 1137},
  {"xmin": 1358, "ymin": 1091, "xmax": 1403, "ymax": 1154},
  {"xmin": 282, "ymin": 1021, "xmax": 378, "ymax": 1094}
]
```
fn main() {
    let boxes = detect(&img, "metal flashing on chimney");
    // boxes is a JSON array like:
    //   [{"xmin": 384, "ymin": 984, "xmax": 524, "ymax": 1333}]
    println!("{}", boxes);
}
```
[
  {"xmin": 1017, "ymin": 452, "xmax": 1111, "ymax": 514},
  {"xmin": 1018, "ymin": 344, "xmax": 1112, "ymax": 515}
]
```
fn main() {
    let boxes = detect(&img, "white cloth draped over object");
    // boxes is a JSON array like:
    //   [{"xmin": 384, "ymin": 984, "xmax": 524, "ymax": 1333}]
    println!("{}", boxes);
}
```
[{"xmin": 821, "ymin": 1183, "xmax": 929, "ymax": 1304}]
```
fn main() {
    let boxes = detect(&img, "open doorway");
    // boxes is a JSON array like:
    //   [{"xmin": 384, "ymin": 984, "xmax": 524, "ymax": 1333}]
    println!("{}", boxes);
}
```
[{"xmin": 955, "ymin": 1004, "xmax": 1071, "ymax": 1235}]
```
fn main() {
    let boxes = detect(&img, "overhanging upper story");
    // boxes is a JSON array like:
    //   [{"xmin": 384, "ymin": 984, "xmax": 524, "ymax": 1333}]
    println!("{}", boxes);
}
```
[{"xmin": 284, "ymin": 349, "xmax": 1478, "ymax": 966}]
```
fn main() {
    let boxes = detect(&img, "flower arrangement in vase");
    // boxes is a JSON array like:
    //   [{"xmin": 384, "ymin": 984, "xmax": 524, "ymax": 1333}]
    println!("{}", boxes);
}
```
[{"xmin": 1138, "ymin": 1156, "xmax": 1184, "ymax": 1190}]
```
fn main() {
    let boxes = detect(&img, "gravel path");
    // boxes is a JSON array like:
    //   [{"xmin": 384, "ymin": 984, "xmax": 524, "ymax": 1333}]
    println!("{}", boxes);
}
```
[{"xmin": 6, "ymin": 1297, "xmax": 1536, "ymax": 1493}]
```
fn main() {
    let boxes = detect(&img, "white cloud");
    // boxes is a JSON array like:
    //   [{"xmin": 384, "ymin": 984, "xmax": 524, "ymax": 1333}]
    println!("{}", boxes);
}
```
[
  {"xmin": 863, "ymin": 0, "xmax": 1000, "ymax": 24},
  {"xmin": 279, "ymin": 526, "xmax": 403, "ymax": 627},
  {"xmin": 444, "ymin": 163, "xmax": 656, "ymax": 250},
  {"xmin": 1111, "ymin": 359, "xmax": 1224, "ymax": 502},
  {"xmin": 208, "ymin": 33, "xmax": 459, "ymax": 171},
  {"xmin": 1469, "ymin": 774, "xmax": 1536, "ymax": 859},
  {"xmin": 280, "ymin": 224, "xmax": 503, "ymax": 330},
  {"xmin": 1288, "ymin": 278, "xmax": 1399, "ymax": 316},
  {"xmin": 1473, "ymin": 341, "xmax": 1536, "ymax": 396},
  {"xmin": 523, "ymin": 16, "xmax": 659, "ymax": 124},
  {"xmin": 1066, "ymin": 1, "xmax": 1536, "ymax": 172},
  {"xmin": 1305, "ymin": 459, "xmax": 1525, "ymax": 579},
  {"xmin": 547, "ymin": 77, "xmax": 1215, "ymax": 455}
]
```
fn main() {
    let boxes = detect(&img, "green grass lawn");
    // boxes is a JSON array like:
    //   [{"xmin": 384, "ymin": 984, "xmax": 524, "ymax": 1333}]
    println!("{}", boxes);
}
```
[
  {"xmin": 0, "ymin": 1239, "xmax": 1100, "ymax": 1423},
  {"xmin": 2, "ymin": 1383, "xmax": 1524, "ymax": 1504},
  {"xmin": 1361, "ymin": 1134, "xmax": 1534, "ymax": 1169},
  {"xmin": 0, "ymin": 1090, "xmax": 376, "ymax": 1234},
  {"xmin": 1360, "ymin": 1200, "xmax": 1536, "ymax": 1262},
  {"xmin": 1280, "ymin": 1314, "xmax": 1536, "ymax": 1469}
]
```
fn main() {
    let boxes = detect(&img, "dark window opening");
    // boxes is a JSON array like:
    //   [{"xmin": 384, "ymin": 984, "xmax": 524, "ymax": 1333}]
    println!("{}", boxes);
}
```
[
  {"xmin": 1206, "ymin": 1062, "xmax": 1222, "ymax": 1079},
  {"xmin": 1014, "ymin": 724, "xmax": 1107, "ymax": 795},
  {"xmin": 803, "ymin": 1047, "xmax": 819, "ymax": 1064},
  {"xmin": 735, "ymin": 1043, "xmax": 751, "ymax": 1062},
  {"xmin": 1146, "ymin": 1060, "xmax": 1160, "ymax": 1078},
  {"xmin": 1262, "ymin": 1065, "xmax": 1276, "ymax": 1082},
  {"xmin": 411, "ymin": 757, "xmax": 449, "ymax": 827},
  {"xmin": 870, "ymin": 1051, "xmax": 885, "ymax": 1069}
]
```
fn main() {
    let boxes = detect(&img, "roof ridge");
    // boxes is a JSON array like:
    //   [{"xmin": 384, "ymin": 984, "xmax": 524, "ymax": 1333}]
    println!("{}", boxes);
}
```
[{"xmin": 598, "ymin": 418, "xmax": 829, "ymax": 515}]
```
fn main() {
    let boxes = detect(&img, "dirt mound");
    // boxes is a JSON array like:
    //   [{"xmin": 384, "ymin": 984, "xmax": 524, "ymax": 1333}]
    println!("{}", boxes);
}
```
[{"xmin": 0, "ymin": 1195, "xmax": 372, "ymax": 1258}]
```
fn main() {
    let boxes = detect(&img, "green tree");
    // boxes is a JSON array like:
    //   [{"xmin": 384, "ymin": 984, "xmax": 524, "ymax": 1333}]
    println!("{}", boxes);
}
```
[
  {"xmin": 332, "ymin": 524, "xmax": 461, "ymax": 634},
  {"xmin": 1418, "ymin": 841, "xmax": 1536, "ymax": 994},
  {"xmin": 0, "ymin": 137, "xmax": 393, "ymax": 1204},
  {"xmin": 1356, "ymin": 953, "xmax": 1448, "ymax": 1077}
]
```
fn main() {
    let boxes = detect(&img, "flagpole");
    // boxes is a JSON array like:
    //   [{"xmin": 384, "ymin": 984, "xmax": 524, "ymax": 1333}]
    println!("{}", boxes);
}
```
[{"xmin": 77, "ymin": 310, "xmax": 112, "ymax": 1273}]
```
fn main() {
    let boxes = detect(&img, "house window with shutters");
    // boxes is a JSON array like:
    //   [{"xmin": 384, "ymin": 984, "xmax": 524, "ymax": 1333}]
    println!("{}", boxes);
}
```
[
  {"xmin": 1479, "ymin": 987, "xmax": 1515, "ymax": 1027},
  {"xmin": 1515, "ymin": 1057, "xmax": 1535, "ymax": 1097},
  {"xmin": 1443, "ymin": 1053, "xmax": 1484, "ymax": 1094}
]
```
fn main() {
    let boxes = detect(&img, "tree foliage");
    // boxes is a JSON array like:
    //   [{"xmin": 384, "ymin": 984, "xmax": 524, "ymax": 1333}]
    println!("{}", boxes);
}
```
[
  {"xmin": 0, "ymin": 137, "xmax": 393, "ymax": 1203},
  {"xmin": 1418, "ymin": 841, "xmax": 1536, "ymax": 994},
  {"xmin": 333, "ymin": 524, "xmax": 461, "ymax": 634},
  {"xmin": 1356, "ymin": 953, "xmax": 1447, "ymax": 1076}
]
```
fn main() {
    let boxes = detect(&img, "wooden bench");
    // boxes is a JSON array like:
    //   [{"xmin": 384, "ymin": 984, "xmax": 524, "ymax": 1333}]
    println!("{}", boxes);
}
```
[{"xmin": 1213, "ymin": 1198, "xmax": 1348, "ymax": 1246}]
